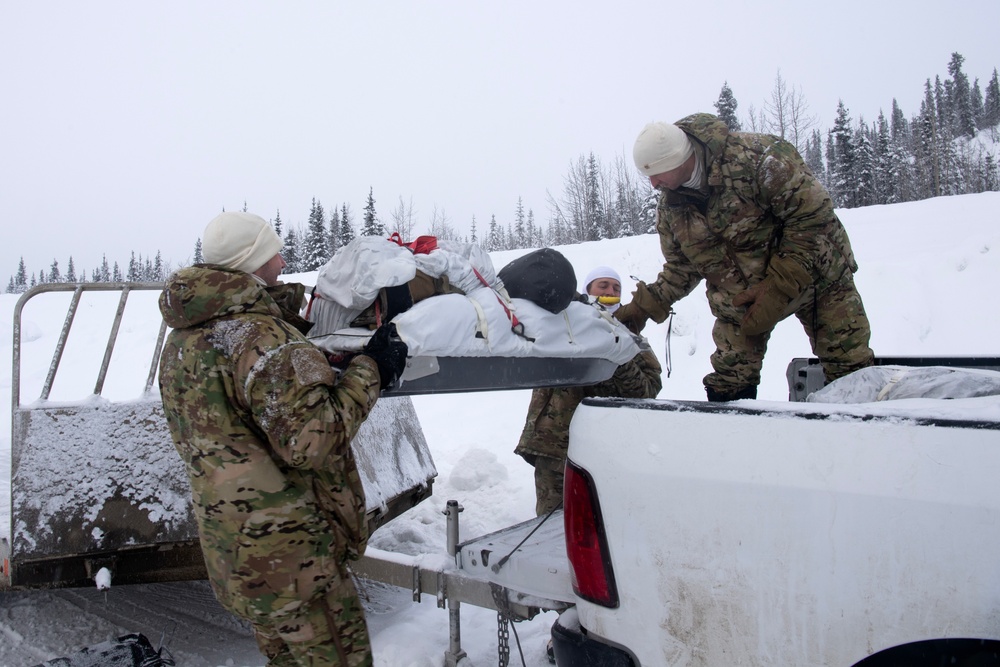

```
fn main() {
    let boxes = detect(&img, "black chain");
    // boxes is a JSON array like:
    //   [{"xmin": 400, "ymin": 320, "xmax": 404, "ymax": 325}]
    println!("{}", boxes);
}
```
[{"xmin": 497, "ymin": 611, "xmax": 511, "ymax": 667}]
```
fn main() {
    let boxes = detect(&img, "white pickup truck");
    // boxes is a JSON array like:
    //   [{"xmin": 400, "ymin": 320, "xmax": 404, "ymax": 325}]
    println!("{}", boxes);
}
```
[{"xmin": 552, "ymin": 358, "xmax": 1000, "ymax": 667}]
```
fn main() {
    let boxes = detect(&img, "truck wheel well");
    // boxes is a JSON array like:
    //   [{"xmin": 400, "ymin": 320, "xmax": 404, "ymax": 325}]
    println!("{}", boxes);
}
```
[{"xmin": 854, "ymin": 638, "xmax": 1000, "ymax": 667}]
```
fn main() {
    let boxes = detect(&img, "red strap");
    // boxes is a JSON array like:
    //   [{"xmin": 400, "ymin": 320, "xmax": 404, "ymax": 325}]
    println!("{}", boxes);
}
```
[
  {"xmin": 472, "ymin": 267, "xmax": 524, "ymax": 335},
  {"xmin": 408, "ymin": 235, "xmax": 438, "ymax": 254},
  {"xmin": 304, "ymin": 289, "xmax": 318, "ymax": 319},
  {"xmin": 386, "ymin": 233, "xmax": 438, "ymax": 254}
]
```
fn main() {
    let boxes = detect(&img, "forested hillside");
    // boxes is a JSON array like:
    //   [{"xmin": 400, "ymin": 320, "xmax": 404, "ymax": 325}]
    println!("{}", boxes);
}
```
[{"xmin": 7, "ymin": 53, "xmax": 997, "ymax": 292}]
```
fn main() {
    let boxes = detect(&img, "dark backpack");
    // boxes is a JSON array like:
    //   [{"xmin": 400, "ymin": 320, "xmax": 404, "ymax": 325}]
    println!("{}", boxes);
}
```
[{"xmin": 498, "ymin": 248, "xmax": 577, "ymax": 314}]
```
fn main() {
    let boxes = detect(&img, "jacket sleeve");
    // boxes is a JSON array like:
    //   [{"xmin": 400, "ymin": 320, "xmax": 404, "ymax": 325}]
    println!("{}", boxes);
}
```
[
  {"xmin": 642, "ymin": 208, "xmax": 705, "ymax": 322},
  {"xmin": 241, "ymin": 340, "xmax": 381, "ymax": 472},
  {"xmin": 756, "ymin": 140, "xmax": 850, "ymax": 276},
  {"xmin": 584, "ymin": 349, "xmax": 662, "ymax": 400}
]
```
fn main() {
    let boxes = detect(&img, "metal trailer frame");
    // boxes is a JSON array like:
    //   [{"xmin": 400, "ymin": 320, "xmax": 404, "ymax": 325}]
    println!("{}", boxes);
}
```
[{"xmin": 4, "ymin": 282, "xmax": 574, "ymax": 664}]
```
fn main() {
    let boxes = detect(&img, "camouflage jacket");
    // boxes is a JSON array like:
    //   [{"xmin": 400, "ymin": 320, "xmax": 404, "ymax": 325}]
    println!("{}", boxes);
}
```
[
  {"xmin": 158, "ymin": 265, "xmax": 380, "ymax": 623},
  {"xmin": 643, "ymin": 113, "xmax": 858, "ymax": 325},
  {"xmin": 514, "ymin": 348, "xmax": 662, "ymax": 462}
]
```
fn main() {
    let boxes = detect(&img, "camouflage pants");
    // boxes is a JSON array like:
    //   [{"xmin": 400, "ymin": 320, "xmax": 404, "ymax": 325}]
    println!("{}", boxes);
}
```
[
  {"xmin": 252, "ymin": 566, "xmax": 372, "ymax": 667},
  {"xmin": 705, "ymin": 275, "xmax": 874, "ymax": 397},
  {"xmin": 533, "ymin": 455, "xmax": 566, "ymax": 517}
]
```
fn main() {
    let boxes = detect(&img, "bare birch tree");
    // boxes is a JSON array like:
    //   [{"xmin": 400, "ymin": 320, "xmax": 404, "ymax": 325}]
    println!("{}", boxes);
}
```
[
  {"xmin": 389, "ymin": 196, "xmax": 417, "ymax": 240},
  {"xmin": 763, "ymin": 70, "xmax": 817, "ymax": 151}
]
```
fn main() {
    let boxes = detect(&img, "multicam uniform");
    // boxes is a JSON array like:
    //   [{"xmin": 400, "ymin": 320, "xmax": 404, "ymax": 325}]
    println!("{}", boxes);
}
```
[
  {"xmin": 515, "ymin": 348, "xmax": 662, "ymax": 516},
  {"xmin": 636, "ymin": 113, "xmax": 874, "ymax": 399},
  {"xmin": 158, "ymin": 265, "xmax": 380, "ymax": 667}
]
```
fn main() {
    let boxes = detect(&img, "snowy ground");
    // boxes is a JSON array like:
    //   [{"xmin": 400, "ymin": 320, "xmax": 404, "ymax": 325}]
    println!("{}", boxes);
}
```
[{"xmin": 2, "ymin": 191, "xmax": 999, "ymax": 666}]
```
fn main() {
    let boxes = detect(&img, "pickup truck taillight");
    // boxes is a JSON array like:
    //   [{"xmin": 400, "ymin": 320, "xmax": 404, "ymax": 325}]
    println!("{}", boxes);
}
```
[{"xmin": 564, "ymin": 459, "xmax": 619, "ymax": 608}]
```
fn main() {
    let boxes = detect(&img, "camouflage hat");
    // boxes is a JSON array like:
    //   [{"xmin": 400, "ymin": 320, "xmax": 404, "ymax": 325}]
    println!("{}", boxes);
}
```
[
  {"xmin": 633, "ymin": 121, "xmax": 694, "ymax": 176},
  {"xmin": 203, "ymin": 211, "xmax": 283, "ymax": 274}
]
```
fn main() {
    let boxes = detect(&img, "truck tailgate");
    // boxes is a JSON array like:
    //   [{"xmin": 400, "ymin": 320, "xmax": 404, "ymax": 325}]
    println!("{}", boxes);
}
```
[{"xmin": 457, "ymin": 511, "xmax": 573, "ymax": 609}]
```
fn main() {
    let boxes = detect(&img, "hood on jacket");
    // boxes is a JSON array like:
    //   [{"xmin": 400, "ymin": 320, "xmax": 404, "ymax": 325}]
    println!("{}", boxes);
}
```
[
  {"xmin": 159, "ymin": 264, "xmax": 280, "ymax": 330},
  {"xmin": 674, "ymin": 112, "xmax": 732, "ymax": 169}
]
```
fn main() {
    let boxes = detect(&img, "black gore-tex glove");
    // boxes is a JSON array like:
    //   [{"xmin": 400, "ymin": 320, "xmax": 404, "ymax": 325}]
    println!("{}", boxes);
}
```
[{"xmin": 362, "ymin": 322, "xmax": 409, "ymax": 390}]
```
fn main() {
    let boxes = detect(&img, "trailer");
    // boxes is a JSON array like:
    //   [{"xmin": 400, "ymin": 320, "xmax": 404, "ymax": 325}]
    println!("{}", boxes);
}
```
[{"xmin": 3, "ymin": 281, "xmax": 589, "ymax": 664}]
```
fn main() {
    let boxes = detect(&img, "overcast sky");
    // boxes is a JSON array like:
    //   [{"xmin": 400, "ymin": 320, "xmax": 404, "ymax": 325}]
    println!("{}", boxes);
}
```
[{"xmin": 2, "ymin": 1, "xmax": 997, "ymax": 279}]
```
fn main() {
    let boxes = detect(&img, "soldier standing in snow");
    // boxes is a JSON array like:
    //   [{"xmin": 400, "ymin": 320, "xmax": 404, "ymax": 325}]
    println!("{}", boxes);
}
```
[
  {"xmin": 516, "ymin": 266, "xmax": 662, "ymax": 516},
  {"xmin": 616, "ymin": 113, "xmax": 874, "ymax": 401},
  {"xmin": 158, "ymin": 211, "xmax": 407, "ymax": 666}
]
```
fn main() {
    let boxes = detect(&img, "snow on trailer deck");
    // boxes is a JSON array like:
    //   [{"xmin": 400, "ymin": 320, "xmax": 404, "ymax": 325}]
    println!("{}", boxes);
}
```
[{"xmin": 5, "ymin": 284, "xmax": 436, "ymax": 589}]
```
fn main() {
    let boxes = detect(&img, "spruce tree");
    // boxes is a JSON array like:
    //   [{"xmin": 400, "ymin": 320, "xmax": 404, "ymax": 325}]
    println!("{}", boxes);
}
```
[
  {"xmin": 283, "ymin": 227, "xmax": 301, "ymax": 273},
  {"xmin": 193, "ymin": 239, "xmax": 203, "ymax": 264},
  {"xmin": 916, "ymin": 80, "xmax": 941, "ymax": 198},
  {"xmin": 15, "ymin": 257, "xmax": 28, "ymax": 292},
  {"xmin": 526, "ymin": 209, "xmax": 540, "ymax": 246},
  {"xmin": 714, "ymin": 82, "xmax": 742, "ymax": 131},
  {"xmin": 853, "ymin": 120, "xmax": 875, "ymax": 206},
  {"xmin": 48, "ymin": 259, "xmax": 61, "ymax": 283},
  {"xmin": 328, "ymin": 206, "xmax": 341, "ymax": 256},
  {"xmin": 971, "ymin": 78, "xmax": 985, "ymax": 128},
  {"xmin": 339, "ymin": 204, "xmax": 355, "ymax": 247},
  {"xmin": 469, "ymin": 215, "xmax": 478, "ymax": 244},
  {"xmin": 804, "ymin": 129, "xmax": 826, "ymax": 185},
  {"xmin": 585, "ymin": 153, "xmax": 609, "ymax": 240},
  {"xmin": 934, "ymin": 75, "xmax": 950, "ymax": 137},
  {"xmin": 984, "ymin": 154, "xmax": 998, "ymax": 191},
  {"xmin": 153, "ymin": 251, "xmax": 164, "ymax": 281},
  {"xmin": 303, "ymin": 198, "xmax": 329, "ymax": 270},
  {"xmin": 514, "ymin": 197, "xmax": 526, "ymax": 248},
  {"xmin": 890, "ymin": 99, "xmax": 909, "ymax": 143},
  {"xmin": 947, "ymin": 53, "xmax": 976, "ymax": 138},
  {"xmin": 361, "ymin": 188, "xmax": 384, "ymax": 236},
  {"xmin": 486, "ymin": 214, "xmax": 501, "ymax": 251},
  {"xmin": 273, "ymin": 210, "xmax": 283, "ymax": 238},
  {"xmin": 127, "ymin": 252, "xmax": 141, "ymax": 282},
  {"xmin": 983, "ymin": 68, "xmax": 1000, "ymax": 129},
  {"xmin": 66, "ymin": 257, "xmax": 77, "ymax": 283},
  {"xmin": 830, "ymin": 101, "xmax": 857, "ymax": 207},
  {"xmin": 873, "ymin": 112, "xmax": 895, "ymax": 205}
]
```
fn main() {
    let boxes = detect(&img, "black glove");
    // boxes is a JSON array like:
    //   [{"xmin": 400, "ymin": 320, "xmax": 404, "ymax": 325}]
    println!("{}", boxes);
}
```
[{"xmin": 362, "ymin": 323, "xmax": 409, "ymax": 390}]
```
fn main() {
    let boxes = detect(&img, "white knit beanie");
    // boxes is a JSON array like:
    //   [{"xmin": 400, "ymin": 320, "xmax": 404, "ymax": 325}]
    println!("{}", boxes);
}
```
[
  {"xmin": 584, "ymin": 265, "xmax": 621, "ymax": 293},
  {"xmin": 202, "ymin": 212, "xmax": 283, "ymax": 274},
  {"xmin": 633, "ymin": 121, "xmax": 695, "ymax": 176}
]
